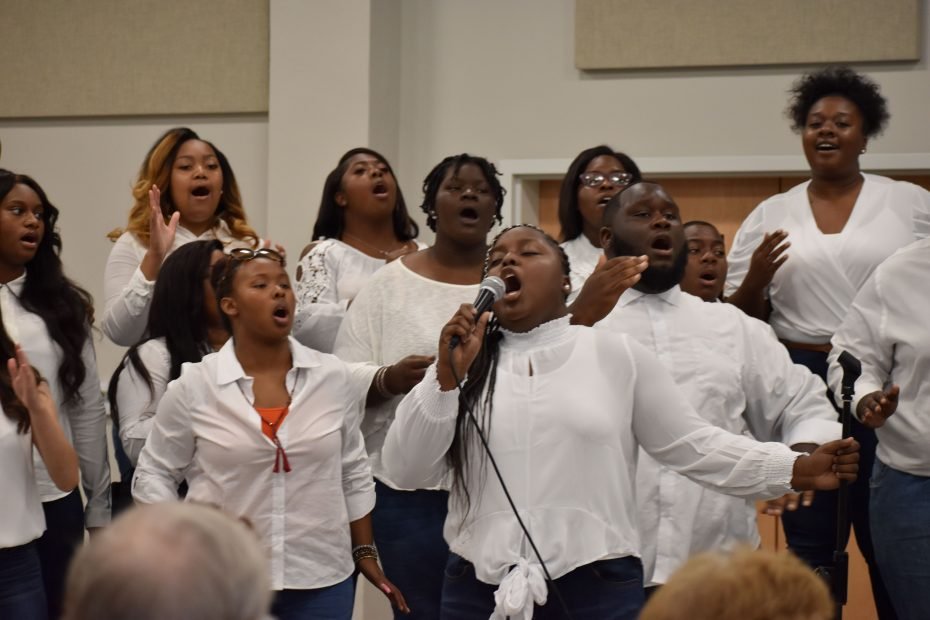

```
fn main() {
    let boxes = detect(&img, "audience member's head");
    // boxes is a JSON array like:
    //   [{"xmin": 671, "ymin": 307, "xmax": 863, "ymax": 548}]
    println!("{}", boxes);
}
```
[
  {"xmin": 64, "ymin": 502, "xmax": 271, "ymax": 620},
  {"xmin": 640, "ymin": 547, "xmax": 832, "ymax": 620},
  {"xmin": 680, "ymin": 220, "xmax": 727, "ymax": 301}
]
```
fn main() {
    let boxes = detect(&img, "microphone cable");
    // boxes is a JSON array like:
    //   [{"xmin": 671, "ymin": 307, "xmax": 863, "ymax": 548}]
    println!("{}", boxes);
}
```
[{"xmin": 448, "ymin": 344, "xmax": 574, "ymax": 620}]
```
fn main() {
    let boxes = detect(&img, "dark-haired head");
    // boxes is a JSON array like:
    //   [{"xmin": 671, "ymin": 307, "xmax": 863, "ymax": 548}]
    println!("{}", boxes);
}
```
[
  {"xmin": 602, "ymin": 182, "xmax": 687, "ymax": 294},
  {"xmin": 681, "ymin": 220, "xmax": 727, "ymax": 302},
  {"xmin": 0, "ymin": 169, "xmax": 93, "ymax": 405},
  {"xmin": 312, "ymin": 148, "xmax": 419, "ymax": 242},
  {"xmin": 787, "ymin": 66, "xmax": 889, "ymax": 138},
  {"xmin": 210, "ymin": 249, "xmax": 293, "ymax": 341},
  {"xmin": 108, "ymin": 240, "xmax": 227, "ymax": 429},
  {"xmin": 558, "ymin": 146, "xmax": 642, "ymax": 243},
  {"xmin": 420, "ymin": 154, "xmax": 505, "ymax": 233}
]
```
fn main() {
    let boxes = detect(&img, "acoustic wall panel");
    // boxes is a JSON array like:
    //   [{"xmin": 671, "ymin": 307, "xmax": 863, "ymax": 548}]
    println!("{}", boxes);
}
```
[
  {"xmin": 0, "ymin": 0, "xmax": 269, "ymax": 117},
  {"xmin": 575, "ymin": 0, "xmax": 922, "ymax": 70}
]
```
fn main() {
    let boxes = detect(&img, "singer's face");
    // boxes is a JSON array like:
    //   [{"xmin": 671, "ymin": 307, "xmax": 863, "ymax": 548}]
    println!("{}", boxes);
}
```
[
  {"xmin": 0, "ymin": 183, "xmax": 45, "ymax": 272},
  {"xmin": 336, "ymin": 153, "xmax": 397, "ymax": 217},
  {"xmin": 433, "ymin": 163, "xmax": 497, "ymax": 246},
  {"xmin": 221, "ymin": 258, "xmax": 295, "ymax": 341},
  {"xmin": 576, "ymin": 155, "xmax": 627, "ymax": 240},
  {"xmin": 485, "ymin": 227, "xmax": 569, "ymax": 333},
  {"xmin": 169, "ymin": 139, "xmax": 223, "ymax": 232}
]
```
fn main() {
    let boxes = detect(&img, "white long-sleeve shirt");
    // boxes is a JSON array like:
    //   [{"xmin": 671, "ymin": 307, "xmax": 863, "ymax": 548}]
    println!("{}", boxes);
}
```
[
  {"xmin": 112, "ymin": 338, "xmax": 172, "ymax": 466},
  {"xmin": 1, "ymin": 275, "xmax": 111, "ymax": 527},
  {"xmin": 383, "ymin": 317, "xmax": 802, "ymax": 619},
  {"xmin": 560, "ymin": 235, "xmax": 603, "ymax": 304},
  {"xmin": 294, "ymin": 239, "xmax": 426, "ymax": 353},
  {"xmin": 333, "ymin": 257, "xmax": 478, "ymax": 488},
  {"xmin": 725, "ymin": 174, "xmax": 930, "ymax": 343},
  {"xmin": 828, "ymin": 238, "xmax": 930, "ymax": 477},
  {"xmin": 132, "ymin": 337, "xmax": 375, "ymax": 590},
  {"xmin": 102, "ymin": 223, "xmax": 253, "ymax": 346},
  {"xmin": 595, "ymin": 286, "xmax": 840, "ymax": 584},
  {"xmin": 0, "ymin": 412, "xmax": 46, "ymax": 548}
]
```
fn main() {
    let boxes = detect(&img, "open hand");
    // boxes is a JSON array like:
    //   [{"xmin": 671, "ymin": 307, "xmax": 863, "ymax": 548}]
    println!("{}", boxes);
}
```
[
  {"xmin": 744, "ymin": 230, "xmax": 789, "ymax": 291},
  {"xmin": 148, "ymin": 185, "xmax": 179, "ymax": 261},
  {"xmin": 570, "ymin": 254, "xmax": 648, "ymax": 326},
  {"xmin": 856, "ymin": 386, "xmax": 899, "ymax": 429},
  {"xmin": 8, "ymin": 344, "xmax": 50, "ymax": 413}
]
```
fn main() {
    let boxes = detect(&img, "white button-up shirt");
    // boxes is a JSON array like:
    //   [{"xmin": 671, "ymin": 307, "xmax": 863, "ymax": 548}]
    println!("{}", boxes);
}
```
[
  {"xmin": 828, "ymin": 238, "xmax": 930, "ymax": 477},
  {"xmin": 560, "ymin": 235, "xmax": 604, "ymax": 304},
  {"xmin": 112, "ymin": 338, "xmax": 173, "ymax": 466},
  {"xmin": 383, "ymin": 317, "xmax": 802, "ymax": 619},
  {"xmin": 1, "ymin": 274, "xmax": 111, "ymax": 527},
  {"xmin": 595, "ymin": 286, "xmax": 840, "ymax": 584},
  {"xmin": 725, "ymin": 174, "xmax": 930, "ymax": 343},
  {"xmin": 0, "ymin": 411, "xmax": 46, "ymax": 548},
  {"xmin": 133, "ymin": 337, "xmax": 375, "ymax": 590}
]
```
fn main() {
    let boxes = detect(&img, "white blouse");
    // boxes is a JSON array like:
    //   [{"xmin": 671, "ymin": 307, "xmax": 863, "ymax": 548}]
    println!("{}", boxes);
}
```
[
  {"xmin": 333, "ymin": 257, "xmax": 478, "ymax": 488},
  {"xmin": 0, "ymin": 411, "xmax": 45, "ymax": 548},
  {"xmin": 112, "ymin": 338, "xmax": 172, "ymax": 466},
  {"xmin": 560, "ymin": 235, "xmax": 604, "ymax": 304},
  {"xmin": 596, "ymin": 286, "xmax": 840, "ymax": 585},
  {"xmin": 294, "ymin": 238, "xmax": 426, "ymax": 353},
  {"xmin": 828, "ymin": 238, "xmax": 930, "ymax": 477},
  {"xmin": 102, "ymin": 222, "xmax": 253, "ymax": 346},
  {"xmin": 132, "ymin": 337, "xmax": 375, "ymax": 590},
  {"xmin": 1, "ymin": 275, "xmax": 111, "ymax": 527},
  {"xmin": 383, "ymin": 317, "xmax": 801, "ymax": 618},
  {"xmin": 725, "ymin": 174, "xmax": 930, "ymax": 343}
]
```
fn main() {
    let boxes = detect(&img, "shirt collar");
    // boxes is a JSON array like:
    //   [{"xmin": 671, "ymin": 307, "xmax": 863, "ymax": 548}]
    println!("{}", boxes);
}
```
[
  {"xmin": 215, "ymin": 336, "xmax": 321, "ymax": 385},
  {"xmin": 618, "ymin": 285, "xmax": 683, "ymax": 307},
  {"xmin": 2, "ymin": 272, "xmax": 26, "ymax": 297}
]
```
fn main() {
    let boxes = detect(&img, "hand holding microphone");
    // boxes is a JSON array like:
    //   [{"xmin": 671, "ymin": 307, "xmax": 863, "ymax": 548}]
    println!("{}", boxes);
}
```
[{"xmin": 438, "ymin": 276, "xmax": 504, "ymax": 390}]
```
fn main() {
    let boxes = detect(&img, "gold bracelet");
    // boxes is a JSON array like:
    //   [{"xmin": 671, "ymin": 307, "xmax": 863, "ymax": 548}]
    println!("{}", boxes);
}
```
[{"xmin": 352, "ymin": 544, "xmax": 379, "ymax": 563}]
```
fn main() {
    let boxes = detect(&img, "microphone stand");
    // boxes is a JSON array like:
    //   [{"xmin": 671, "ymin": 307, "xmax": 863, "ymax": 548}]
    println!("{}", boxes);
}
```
[{"xmin": 832, "ymin": 351, "xmax": 861, "ymax": 620}]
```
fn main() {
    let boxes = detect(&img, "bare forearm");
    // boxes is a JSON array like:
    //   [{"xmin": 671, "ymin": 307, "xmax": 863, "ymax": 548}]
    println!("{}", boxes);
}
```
[
  {"xmin": 349, "ymin": 512, "xmax": 375, "ymax": 546},
  {"xmin": 726, "ymin": 284, "xmax": 770, "ymax": 321},
  {"xmin": 31, "ymin": 405, "xmax": 79, "ymax": 491}
]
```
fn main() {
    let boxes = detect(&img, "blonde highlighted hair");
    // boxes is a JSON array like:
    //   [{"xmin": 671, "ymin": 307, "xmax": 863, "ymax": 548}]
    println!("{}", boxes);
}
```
[
  {"xmin": 640, "ymin": 547, "xmax": 833, "ymax": 620},
  {"xmin": 107, "ymin": 127, "xmax": 258, "ymax": 247}
]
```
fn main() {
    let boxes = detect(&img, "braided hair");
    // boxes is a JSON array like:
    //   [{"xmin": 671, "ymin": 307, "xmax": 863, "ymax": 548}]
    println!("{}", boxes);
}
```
[{"xmin": 419, "ymin": 154, "xmax": 506, "ymax": 232}]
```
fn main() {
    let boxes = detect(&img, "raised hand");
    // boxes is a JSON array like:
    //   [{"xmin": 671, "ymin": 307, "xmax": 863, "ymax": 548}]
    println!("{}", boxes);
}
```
[
  {"xmin": 384, "ymin": 355, "xmax": 436, "ymax": 395},
  {"xmin": 762, "ymin": 490, "xmax": 815, "ymax": 516},
  {"xmin": 437, "ymin": 304, "xmax": 491, "ymax": 391},
  {"xmin": 140, "ymin": 185, "xmax": 180, "ymax": 281},
  {"xmin": 569, "ymin": 254, "xmax": 649, "ymax": 326},
  {"xmin": 357, "ymin": 558, "xmax": 410, "ymax": 614},
  {"xmin": 744, "ymin": 230, "xmax": 789, "ymax": 291},
  {"xmin": 790, "ymin": 437, "xmax": 859, "ymax": 491},
  {"xmin": 856, "ymin": 386, "xmax": 900, "ymax": 429},
  {"xmin": 8, "ymin": 344, "xmax": 48, "ymax": 412}
]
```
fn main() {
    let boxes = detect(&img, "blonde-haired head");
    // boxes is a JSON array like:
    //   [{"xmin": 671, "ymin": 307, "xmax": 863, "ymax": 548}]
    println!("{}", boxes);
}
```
[
  {"xmin": 640, "ymin": 547, "xmax": 833, "ymax": 620},
  {"xmin": 108, "ymin": 127, "xmax": 258, "ymax": 247}
]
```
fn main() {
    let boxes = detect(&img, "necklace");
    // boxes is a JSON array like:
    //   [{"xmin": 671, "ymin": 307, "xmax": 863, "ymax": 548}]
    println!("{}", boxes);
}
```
[{"xmin": 342, "ymin": 232, "xmax": 410, "ymax": 258}]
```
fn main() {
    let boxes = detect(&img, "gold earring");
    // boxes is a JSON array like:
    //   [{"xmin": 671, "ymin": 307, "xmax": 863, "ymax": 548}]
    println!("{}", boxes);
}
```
[{"xmin": 860, "ymin": 147, "xmax": 867, "ymax": 154}]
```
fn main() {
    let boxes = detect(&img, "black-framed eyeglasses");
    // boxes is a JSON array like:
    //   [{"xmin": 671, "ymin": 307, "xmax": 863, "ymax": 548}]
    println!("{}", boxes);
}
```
[{"xmin": 578, "ymin": 172, "xmax": 634, "ymax": 188}]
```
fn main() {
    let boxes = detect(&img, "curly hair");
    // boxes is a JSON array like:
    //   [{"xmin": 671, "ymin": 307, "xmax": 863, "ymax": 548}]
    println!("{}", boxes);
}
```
[
  {"xmin": 0, "ymin": 169, "xmax": 94, "ymax": 406},
  {"xmin": 558, "ymin": 146, "xmax": 642, "ymax": 242},
  {"xmin": 420, "ymin": 154, "xmax": 505, "ymax": 232},
  {"xmin": 108, "ymin": 127, "xmax": 258, "ymax": 247},
  {"xmin": 312, "ymin": 147, "xmax": 419, "ymax": 242},
  {"xmin": 787, "ymin": 66, "xmax": 889, "ymax": 138}
]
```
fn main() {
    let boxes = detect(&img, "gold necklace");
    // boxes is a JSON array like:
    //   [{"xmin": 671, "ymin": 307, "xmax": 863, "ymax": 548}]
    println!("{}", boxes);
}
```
[{"xmin": 342, "ymin": 232, "xmax": 408, "ymax": 257}]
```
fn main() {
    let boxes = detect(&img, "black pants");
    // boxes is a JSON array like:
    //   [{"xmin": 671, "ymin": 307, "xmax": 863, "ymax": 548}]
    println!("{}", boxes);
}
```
[
  {"xmin": 781, "ymin": 347, "xmax": 897, "ymax": 620},
  {"xmin": 36, "ymin": 491, "xmax": 84, "ymax": 620}
]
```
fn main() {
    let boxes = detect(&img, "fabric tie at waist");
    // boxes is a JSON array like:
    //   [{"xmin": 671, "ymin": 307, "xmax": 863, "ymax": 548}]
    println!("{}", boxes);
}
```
[{"xmin": 491, "ymin": 558, "xmax": 548, "ymax": 620}]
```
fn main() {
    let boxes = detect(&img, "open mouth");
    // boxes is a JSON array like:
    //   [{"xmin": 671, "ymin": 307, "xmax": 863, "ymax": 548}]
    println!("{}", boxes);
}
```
[
  {"xmin": 373, "ymin": 181, "xmax": 389, "ymax": 197},
  {"xmin": 699, "ymin": 271, "xmax": 718, "ymax": 283},
  {"xmin": 272, "ymin": 305, "xmax": 290, "ymax": 325},
  {"xmin": 502, "ymin": 272, "xmax": 522, "ymax": 299},
  {"xmin": 21, "ymin": 232, "xmax": 39, "ymax": 245},
  {"xmin": 597, "ymin": 195, "xmax": 613, "ymax": 207},
  {"xmin": 460, "ymin": 207, "xmax": 480, "ymax": 223},
  {"xmin": 191, "ymin": 186, "xmax": 212, "ymax": 198},
  {"xmin": 651, "ymin": 236, "xmax": 673, "ymax": 254},
  {"xmin": 815, "ymin": 142, "xmax": 838, "ymax": 151}
]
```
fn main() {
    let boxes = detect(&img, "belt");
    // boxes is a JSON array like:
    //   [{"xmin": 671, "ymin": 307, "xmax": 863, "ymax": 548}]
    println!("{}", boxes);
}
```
[{"xmin": 780, "ymin": 339, "xmax": 832, "ymax": 354}]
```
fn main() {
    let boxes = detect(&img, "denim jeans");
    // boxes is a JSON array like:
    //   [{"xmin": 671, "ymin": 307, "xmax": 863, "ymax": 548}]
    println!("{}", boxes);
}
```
[
  {"xmin": 440, "ymin": 553, "xmax": 644, "ymax": 620},
  {"xmin": 372, "ymin": 480, "xmax": 449, "ymax": 620},
  {"xmin": 271, "ymin": 576, "xmax": 354, "ymax": 620},
  {"xmin": 0, "ymin": 541, "xmax": 48, "ymax": 620},
  {"xmin": 37, "ymin": 490, "xmax": 84, "ymax": 620},
  {"xmin": 870, "ymin": 459, "xmax": 930, "ymax": 620},
  {"xmin": 780, "ymin": 347, "xmax": 897, "ymax": 619}
]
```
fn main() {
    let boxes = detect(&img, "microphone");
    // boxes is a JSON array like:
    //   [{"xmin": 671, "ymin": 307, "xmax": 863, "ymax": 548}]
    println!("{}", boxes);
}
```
[{"xmin": 450, "ymin": 276, "xmax": 506, "ymax": 349}]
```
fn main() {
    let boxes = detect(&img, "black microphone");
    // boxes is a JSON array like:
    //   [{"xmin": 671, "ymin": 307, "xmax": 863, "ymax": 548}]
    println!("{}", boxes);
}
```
[{"xmin": 449, "ymin": 276, "xmax": 506, "ymax": 350}]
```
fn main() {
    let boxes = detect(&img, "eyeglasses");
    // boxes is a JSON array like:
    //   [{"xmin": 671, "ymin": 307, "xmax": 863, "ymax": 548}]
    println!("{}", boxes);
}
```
[
  {"xmin": 217, "ymin": 247, "xmax": 287, "ymax": 289},
  {"xmin": 578, "ymin": 172, "xmax": 634, "ymax": 188}
]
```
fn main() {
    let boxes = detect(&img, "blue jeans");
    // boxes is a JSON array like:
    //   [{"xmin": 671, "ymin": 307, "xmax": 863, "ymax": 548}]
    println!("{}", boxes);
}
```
[
  {"xmin": 870, "ymin": 459, "xmax": 930, "ymax": 620},
  {"xmin": 780, "ymin": 347, "xmax": 897, "ymax": 619},
  {"xmin": 271, "ymin": 576, "xmax": 354, "ymax": 620},
  {"xmin": 0, "ymin": 541, "xmax": 48, "ymax": 620},
  {"xmin": 372, "ymin": 480, "xmax": 449, "ymax": 620},
  {"xmin": 440, "ymin": 553, "xmax": 644, "ymax": 619}
]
